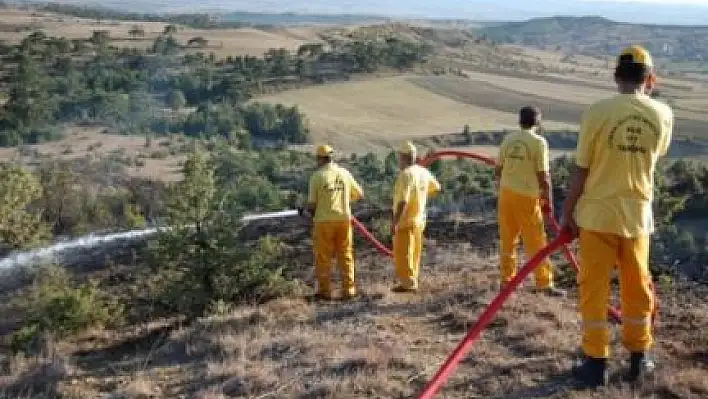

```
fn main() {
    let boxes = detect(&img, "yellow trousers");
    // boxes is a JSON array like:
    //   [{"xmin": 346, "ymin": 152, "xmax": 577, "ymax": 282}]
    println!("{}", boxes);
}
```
[
  {"xmin": 313, "ymin": 221, "xmax": 356, "ymax": 297},
  {"xmin": 497, "ymin": 188, "xmax": 553, "ymax": 288},
  {"xmin": 578, "ymin": 230, "xmax": 654, "ymax": 359},
  {"xmin": 393, "ymin": 226, "xmax": 424, "ymax": 290}
]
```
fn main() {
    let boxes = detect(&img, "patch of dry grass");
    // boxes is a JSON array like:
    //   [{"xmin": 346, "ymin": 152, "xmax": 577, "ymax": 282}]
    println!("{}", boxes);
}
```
[{"xmin": 0, "ymin": 127, "xmax": 186, "ymax": 182}]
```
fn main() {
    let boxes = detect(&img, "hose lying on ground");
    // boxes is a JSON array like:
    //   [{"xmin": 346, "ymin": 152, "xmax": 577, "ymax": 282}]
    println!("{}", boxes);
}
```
[
  {"xmin": 415, "ymin": 230, "xmax": 574, "ymax": 399},
  {"xmin": 344, "ymin": 149, "xmax": 660, "ymax": 398}
]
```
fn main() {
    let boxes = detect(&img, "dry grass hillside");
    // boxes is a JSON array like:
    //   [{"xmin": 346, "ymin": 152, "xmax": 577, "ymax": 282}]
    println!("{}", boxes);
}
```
[
  {"xmin": 0, "ymin": 8, "xmax": 323, "ymax": 57},
  {"xmin": 1, "ymin": 216, "xmax": 706, "ymax": 398},
  {"xmin": 0, "ymin": 128, "xmax": 189, "ymax": 181},
  {"xmin": 479, "ymin": 16, "xmax": 708, "ymax": 70}
]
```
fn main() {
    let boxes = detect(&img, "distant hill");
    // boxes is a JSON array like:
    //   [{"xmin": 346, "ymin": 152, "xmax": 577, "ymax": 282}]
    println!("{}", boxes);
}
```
[
  {"xmin": 478, "ymin": 16, "xmax": 708, "ymax": 65},
  {"xmin": 220, "ymin": 11, "xmax": 388, "ymax": 26},
  {"xmin": 11, "ymin": 0, "xmax": 708, "ymax": 25}
]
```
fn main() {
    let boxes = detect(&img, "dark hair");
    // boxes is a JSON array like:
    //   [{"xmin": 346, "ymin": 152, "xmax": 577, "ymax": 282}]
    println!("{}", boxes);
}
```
[
  {"xmin": 615, "ymin": 55, "xmax": 651, "ymax": 85},
  {"xmin": 519, "ymin": 106, "xmax": 541, "ymax": 129}
]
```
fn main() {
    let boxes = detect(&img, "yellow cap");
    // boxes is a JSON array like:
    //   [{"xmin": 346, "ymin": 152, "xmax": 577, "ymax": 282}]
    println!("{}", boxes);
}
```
[
  {"xmin": 618, "ymin": 45, "xmax": 654, "ymax": 68},
  {"xmin": 316, "ymin": 144, "xmax": 334, "ymax": 157},
  {"xmin": 398, "ymin": 141, "xmax": 417, "ymax": 158}
]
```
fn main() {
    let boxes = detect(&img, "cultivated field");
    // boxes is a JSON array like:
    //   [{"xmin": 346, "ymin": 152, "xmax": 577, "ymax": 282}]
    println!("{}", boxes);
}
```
[
  {"xmin": 0, "ymin": 8, "xmax": 323, "ymax": 57},
  {"xmin": 257, "ymin": 76, "xmax": 577, "ymax": 153},
  {"xmin": 411, "ymin": 75, "xmax": 708, "ymax": 138},
  {"xmin": 259, "ymin": 72, "xmax": 708, "ymax": 155}
]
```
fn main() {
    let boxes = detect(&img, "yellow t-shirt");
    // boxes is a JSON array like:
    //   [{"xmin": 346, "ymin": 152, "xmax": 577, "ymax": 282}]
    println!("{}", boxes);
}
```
[
  {"xmin": 393, "ymin": 164, "xmax": 441, "ymax": 229},
  {"xmin": 308, "ymin": 163, "xmax": 363, "ymax": 222},
  {"xmin": 575, "ymin": 93, "xmax": 673, "ymax": 238},
  {"xmin": 498, "ymin": 128, "xmax": 550, "ymax": 198}
]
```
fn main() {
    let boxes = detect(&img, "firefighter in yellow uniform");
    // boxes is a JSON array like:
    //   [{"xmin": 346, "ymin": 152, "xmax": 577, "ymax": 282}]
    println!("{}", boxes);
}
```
[
  {"xmin": 496, "ymin": 106, "xmax": 564, "ymax": 296},
  {"xmin": 562, "ymin": 45, "xmax": 673, "ymax": 387},
  {"xmin": 391, "ymin": 142, "xmax": 441, "ymax": 292},
  {"xmin": 304, "ymin": 144, "xmax": 364, "ymax": 300}
]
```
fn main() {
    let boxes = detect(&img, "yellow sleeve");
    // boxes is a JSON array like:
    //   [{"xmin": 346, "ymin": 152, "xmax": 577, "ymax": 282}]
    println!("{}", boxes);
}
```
[
  {"xmin": 497, "ymin": 138, "xmax": 507, "ymax": 167},
  {"xmin": 575, "ymin": 107, "xmax": 596, "ymax": 168},
  {"xmin": 426, "ymin": 170, "xmax": 441, "ymax": 197},
  {"xmin": 537, "ymin": 138, "xmax": 550, "ymax": 173},
  {"xmin": 307, "ymin": 174, "xmax": 318, "ymax": 205},
  {"xmin": 348, "ymin": 171, "xmax": 364, "ymax": 201},
  {"xmin": 657, "ymin": 105, "xmax": 674, "ymax": 157}
]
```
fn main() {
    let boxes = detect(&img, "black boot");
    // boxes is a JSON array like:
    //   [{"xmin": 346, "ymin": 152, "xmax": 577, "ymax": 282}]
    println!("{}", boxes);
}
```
[
  {"xmin": 626, "ymin": 352, "xmax": 655, "ymax": 382},
  {"xmin": 573, "ymin": 355, "xmax": 609, "ymax": 389}
]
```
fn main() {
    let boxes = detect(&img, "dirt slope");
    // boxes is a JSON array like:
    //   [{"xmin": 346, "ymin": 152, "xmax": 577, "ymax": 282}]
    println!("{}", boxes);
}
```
[{"xmin": 1, "ymin": 217, "xmax": 706, "ymax": 398}]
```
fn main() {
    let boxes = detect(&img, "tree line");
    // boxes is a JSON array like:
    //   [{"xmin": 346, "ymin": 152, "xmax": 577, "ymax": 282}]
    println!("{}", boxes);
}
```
[
  {"xmin": 37, "ymin": 3, "xmax": 249, "ymax": 30},
  {"xmin": 0, "ymin": 30, "xmax": 432, "ymax": 147}
]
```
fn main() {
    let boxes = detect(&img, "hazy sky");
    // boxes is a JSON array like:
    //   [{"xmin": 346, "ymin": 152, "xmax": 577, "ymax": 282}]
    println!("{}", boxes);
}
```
[
  {"xmin": 585, "ymin": 0, "xmax": 708, "ymax": 3},
  {"xmin": 32, "ymin": 0, "xmax": 708, "ymax": 24}
]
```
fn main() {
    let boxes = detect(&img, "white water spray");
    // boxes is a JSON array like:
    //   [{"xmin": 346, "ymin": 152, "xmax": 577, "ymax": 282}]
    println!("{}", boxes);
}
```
[{"xmin": 0, "ymin": 209, "xmax": 300, "ymax": 271}]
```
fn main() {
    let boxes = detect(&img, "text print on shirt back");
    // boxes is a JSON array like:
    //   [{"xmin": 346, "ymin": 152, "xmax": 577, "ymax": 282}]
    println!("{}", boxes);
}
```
[
  {"xmin": 608, "ymin": 115, "xmax": 660, "ymax": 154},
  {"xmin": 325, "ymin": 176, "xmax": 345, "ymax": 193},
  {"xmin": 505, "ymin": 140, "xmax": 531, "ymax": 161}
]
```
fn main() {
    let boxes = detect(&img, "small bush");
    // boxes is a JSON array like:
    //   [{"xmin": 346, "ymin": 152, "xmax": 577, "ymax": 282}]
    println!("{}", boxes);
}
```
[
  {"xmin": 148, "ymin": 151, "xmax": 294, "ymax": 316},
  {"xmin": 86, "ymin": 142, "xmax": 103, "ymax": 151},
  {"xmin": 11, "ymin": 265, "xmax": 124, "ymax": 354},
  {"xmin": 150, "ymin": 150, "xmax": 169, "ymax": 159}
]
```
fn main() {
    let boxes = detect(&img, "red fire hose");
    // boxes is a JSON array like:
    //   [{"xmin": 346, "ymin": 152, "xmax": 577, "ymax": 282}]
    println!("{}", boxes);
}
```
[
  {"xmin": 415, "ymin": 150, "xmax": 658, "ymax": 326},
  {"xmin": 351, "ymin": 217, "xmax": 393, "ymax": 257},
  {"xmin": 346, "ymin": 149, "xmax": 660, "ymax": 398},
  {"xmin": 416, "ymin": 231, "xmax": 573, "ymax": 399}
]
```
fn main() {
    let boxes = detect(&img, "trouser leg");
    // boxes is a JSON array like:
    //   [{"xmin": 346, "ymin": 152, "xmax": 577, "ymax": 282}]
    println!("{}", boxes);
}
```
[
  {"xmin": 578, "ymin": 230, "xmax": 617, "ymax": 359},
  {"xmin": 521, "ymin": 200, "xmax": 553, "ymax": 288},
  {"xmin": 393, "ymin": 227, "xmax": 417, "ymax": 289},
  {"xmin": 335, "ymin": 222, "xmax": 357, "ymax": 297},
  {"xmin": 618, "ymin": 235, "xmax": 654, "ymax": 353},
  {"xmin": 498, "ymin": 190, "xmax": 521, "ymax": 285},
  {"xmin": 411, "ymin": 226, "xmax": 423, "ymax": 284},
  {"xmin": 313, "ymin": 222, "xmax": 334, "ymax": 297}
]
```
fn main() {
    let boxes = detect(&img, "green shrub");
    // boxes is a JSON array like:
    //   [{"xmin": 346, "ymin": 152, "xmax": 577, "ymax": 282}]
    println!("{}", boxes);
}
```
[
  {"xmin": 150, "ymin": 150, "xmax": 169, "ymax": 159},
  {"xmin": 11, "ymin": 265, "xmax": 124, "ymax": 354},
  {"xmin": 0, "ymin": 163, "xmax": 50, "ymax": 250},
  {"xmin": 148, "ymin": 151, "xmax": 294, "ymax": 316}
]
